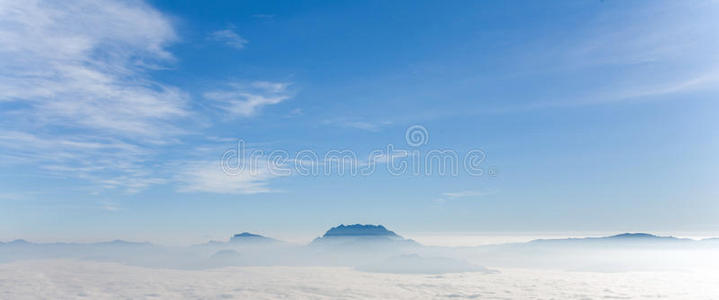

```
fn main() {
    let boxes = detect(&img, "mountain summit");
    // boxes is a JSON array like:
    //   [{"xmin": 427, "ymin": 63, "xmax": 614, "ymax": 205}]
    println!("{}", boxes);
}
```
[
  {"xmin": 311, "ymin": 224, "xmax": 419, "ymax": 249},
  {"xmin": 322, "ymin": 224, "xmax": 400, "ymax": 238},
  {"xmin": 229, "ymin": 232, "xmax": 277, "ymax": 243},
  {"xmin": 232, "ymin": 232, "xmax": 266, "ymax": 239},
  {"xmin": 605, "ymin": 233, "xmax": 677, "ymax": 240}
]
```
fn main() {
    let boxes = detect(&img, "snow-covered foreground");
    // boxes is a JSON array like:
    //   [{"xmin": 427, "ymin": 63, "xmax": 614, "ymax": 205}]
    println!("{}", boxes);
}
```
[{"xmin": 1, "ymin": 260, "xmax": 718, "ymax": 299}]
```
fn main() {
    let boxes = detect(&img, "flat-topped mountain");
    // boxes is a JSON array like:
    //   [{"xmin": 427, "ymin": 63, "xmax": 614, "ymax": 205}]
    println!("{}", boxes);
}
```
[
  {"xmin": 322, "ymin": 224, "xmax": 401, "ymax": 238},
  {"xmin": 311, "ymin": 224, "xmax": 419, "ymax": 248}
]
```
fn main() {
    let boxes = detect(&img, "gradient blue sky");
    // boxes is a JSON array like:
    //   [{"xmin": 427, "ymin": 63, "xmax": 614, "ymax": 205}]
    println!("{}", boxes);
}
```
[{"xmin": 1, "ymin": 0, "xmax": 718, "ymax": 244}]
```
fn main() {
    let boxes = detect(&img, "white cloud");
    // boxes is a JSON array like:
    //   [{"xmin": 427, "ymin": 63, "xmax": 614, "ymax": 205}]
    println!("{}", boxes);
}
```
[
  {"xmin": 322, "ymin": 119, "xmax": 393, "ymax": 132},
  {"xmin": 204, "ymin": 81, "xmax": 291, "ymax": 117},
  {"xmin": 0, "ymin": 0, "xmax": 187, "ymax": 192},
  {"xmin": 209, "ymin": 29, "xmax": 248, "ymax": 49},
  {"xmin": 176, "ymin": 160, "xmax": 284, "ymax": 194},
  {"xmin": 432, "ymin": 198, "xmax": 447, "ymax": 205},
  {"xmin": 0, "ymin": 0, "xmax": 187, "ymax": 137},
  {"xmin": 341, "ymin": 121, "xmax": 388, "ymax": 131},
  {"xmin": 0, "ymin": 130, "xmax": 165, "ymax": 192},
  {"xmin": 99, "ymin": 200, "xmax": 120, "ymax": 212},
  {"xmin": 541, "ymin": 1, "xmax": 719, "ymax": 107}
]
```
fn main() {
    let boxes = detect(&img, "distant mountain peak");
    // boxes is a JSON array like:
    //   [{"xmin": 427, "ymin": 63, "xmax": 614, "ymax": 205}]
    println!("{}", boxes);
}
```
[
  {"xmin": 8, "ymin": 239, "xmax": 30, "ymax": 245},
  {"xmin": 608, "ymin": 233, "xmax": 663, "ymax": 239},
  {"xmin": 232, "ymin": 232, "xmax": 264, "ymax": 239},
  {"xmin": 229, "ymin": 232, "xmax": 277, "ymax": 243},
  {"xmin": 94, "ymin": 240, "xmax": 151, "ymax": 247},
  {"xmin": 194, "ymin": 232, "xmax": 280, "ymax": 247},
  {"xmin": 322, "ymin": 224, "xmax": 399, "ymax": 238},
  {"xmin": 311, "ymin": 224, "xmax": 419, "ymax": 247},
  {"xmin": 528, "ymin": 232, "xmax": 685, "ymax": 246}
]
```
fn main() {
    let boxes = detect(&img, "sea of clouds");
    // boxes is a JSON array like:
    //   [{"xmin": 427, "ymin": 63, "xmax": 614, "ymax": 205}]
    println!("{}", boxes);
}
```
[{"xmin": 1, "ymin": 259, "xmax": 719, "ymax": 299}]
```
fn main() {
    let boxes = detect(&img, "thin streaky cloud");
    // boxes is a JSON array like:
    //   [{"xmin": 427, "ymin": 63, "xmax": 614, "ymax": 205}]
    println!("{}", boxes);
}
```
[
  {"xmin": 209, "ymin": 29, "xmax": 248, "ymax": 49},
  {"xmin": 0, "ymin": 0, "xmax": 188, "ymax": 138},
  {"xmin": 176, "ymin": 160, "xmax": 284, "ymax": 194},
  {"xmin": 204, "ymin": 81, "xmax": 292, "ymax": 117},
  {"xmin": 0, "ymin": 0, "xmax": 188, "ymax": 191},
  {"xmin": 323, "ymin": 119, "xmax": 393, "ymax": 132}
]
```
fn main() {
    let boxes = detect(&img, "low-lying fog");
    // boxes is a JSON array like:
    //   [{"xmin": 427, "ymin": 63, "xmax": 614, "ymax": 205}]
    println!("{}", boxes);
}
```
[{"xmin": 2, "ymin": 225, "xmax": 719, "ymax": 299}]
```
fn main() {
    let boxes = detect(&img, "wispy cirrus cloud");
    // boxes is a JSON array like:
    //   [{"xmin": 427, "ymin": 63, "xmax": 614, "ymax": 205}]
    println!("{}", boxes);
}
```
[
  {"xmin": 209, "ymin": 29, "xmax": 248, "ymax": 49},
  {"xmin": 322, "ymin": 119, "xmax": 392, "ymax": 132},
  {"xmin": 176, "ymin": 160, "xmax": 284, "ymax": 194},
  {"xmin": 0, "ymin": 0, "xmax": 188, "ymax": 192},
  {"xmin": 530, "ymin": 0, "xmax": 719, "ymax": 108},
  {"xmin": 0, "ymin": 1, "xmax": 297, "ymax": 194},
  {"xmin": 0, "ymin": 130, "xmax": 168, "ymax": 193},
  {"xmin": 0, "ymin": 0, "xmax": 188, "ymax": 138},
  {"xmin": 204, "ymin": 81, "xmax": 292, "ymax": 117},
  {"xmin": 433, "ymin": 190, "xmax": 494, "ymax": 205}
]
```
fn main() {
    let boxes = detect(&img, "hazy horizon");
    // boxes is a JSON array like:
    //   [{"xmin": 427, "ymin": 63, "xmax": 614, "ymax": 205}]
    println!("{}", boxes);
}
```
[{"xmin": 6, "ymin": 228, "xmax": 719, "ymax": 247}]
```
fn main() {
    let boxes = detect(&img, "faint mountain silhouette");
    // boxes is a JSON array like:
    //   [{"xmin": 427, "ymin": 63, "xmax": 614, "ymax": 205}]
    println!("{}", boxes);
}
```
[
  {"xmin": 230, "ymin": 232, "xmax": 278, "ymax": 243},
  {"xmin": 528, "ymin": 233, "xmax": 688, "ymax": 245},
  {"xmin": 198, "ymin": 232, "xmax": 282, "ymax": 248}
]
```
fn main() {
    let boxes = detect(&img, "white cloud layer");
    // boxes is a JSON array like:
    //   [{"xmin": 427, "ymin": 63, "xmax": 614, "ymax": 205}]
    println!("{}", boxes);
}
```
[{"xmin": 2, "ymin": 260, "xmax": 719, "ymax": 299}]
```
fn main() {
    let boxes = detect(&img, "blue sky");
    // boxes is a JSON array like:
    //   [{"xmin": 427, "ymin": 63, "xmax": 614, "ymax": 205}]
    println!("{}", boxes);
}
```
[{"xmin": 1, "ymin": 0, "xmax": 718, "ymax": 244}]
